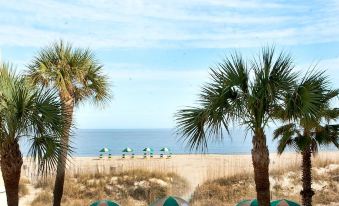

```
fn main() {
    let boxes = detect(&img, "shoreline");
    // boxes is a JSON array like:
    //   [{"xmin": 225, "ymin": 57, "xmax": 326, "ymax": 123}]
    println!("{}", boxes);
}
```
[
  {"xmin": 22, "ymin": 149, "xmax": 339, "ymax": 158},
  {"xmin": 21, "ymin": 151, "xmax": 339, "ymax": 185}
]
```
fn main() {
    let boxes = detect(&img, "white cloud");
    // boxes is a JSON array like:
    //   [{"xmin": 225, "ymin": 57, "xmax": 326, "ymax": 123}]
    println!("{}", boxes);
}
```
[
  {"xmin": 296, "ymin": 57, "xmax": 339, "ymax": 72},
  {"xmin": 0, "ymin": 0, "xmax": 338, "ymax": 49},
  {"xmin": 317, "ymin": 57, "xmax": 339, "ymax": 80},
  {"xmin": 103, "ymin": 62, "xmax": 209, "ymax": 82},
  {"xmin": 320, "ymin": 57, "xmax": 339, "ymax": 69}
]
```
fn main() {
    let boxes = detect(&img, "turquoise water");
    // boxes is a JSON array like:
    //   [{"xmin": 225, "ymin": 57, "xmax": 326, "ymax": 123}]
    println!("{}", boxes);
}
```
[
  {"xmin": 65, "ymin": 128, "xmax": 275, "ymax": 156},
  {"xmin": 20, "ymin": 128, "xmax": 337, "ymax": 157}
]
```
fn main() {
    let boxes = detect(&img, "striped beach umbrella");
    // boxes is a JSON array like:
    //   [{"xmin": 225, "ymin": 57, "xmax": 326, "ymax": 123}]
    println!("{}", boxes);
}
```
[
  {"xmin": 150, "ymin": 196, "xmax": 189, "ymax": 206},
  {"xmin": 122, "ymin": 147, "xmax": 133, "ymax": 152},
  {"xmin": 236, "ymin": 199, "xmax": 258, "ymax": 206},
  {"xmin": 99, "ymin": 148, "xmax": 110, "ymax": 153},
  {"xmin": 90, "ymin": 200, "xmax": 120, "ymax": 206},
  {"xmin": 160, "ymin": 147, "xmax": 170, "ymax": 152},
  {"xmin": 271, "ymin": 199, "xmax": 300, "ymax": 206},
  {"xmin": 143, "ymin": 147, "xmax": 154, "ymax": 152}
]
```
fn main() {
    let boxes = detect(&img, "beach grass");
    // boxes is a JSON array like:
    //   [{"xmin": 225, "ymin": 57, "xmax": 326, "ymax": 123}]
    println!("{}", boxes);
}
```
[
  {"xmin": 190, "ymin": 157, "xmax": 339, "ymax": 206},
  {"xmin": 19, "ymin": 178, "xmax": 30, "ymax": 198},
  {"xmin": 30, "ymin": 169, "xmax": 189, "ymax": 206},
  {"xmin": 16, "ymin": 152, "xmax": 339, "ymax": 206}
]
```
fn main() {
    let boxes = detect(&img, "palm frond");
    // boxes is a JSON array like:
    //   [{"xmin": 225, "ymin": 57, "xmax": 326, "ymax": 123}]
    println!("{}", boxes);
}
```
[
  {"xmin": 176, "ymin": 52, "xmax": 251, "ymax": 151},
  {"xmin": 273, "ymin": 123, "xmax": 296, "ymax": 140},
  {"xmin": 176, "ymin": 107, "xmax": 210, "ymax": 151},
  {"xmin": 315, "ymin": 124, "xmax": 339, "ymax": 148},
  {"xmin": 273, "ymin": 123, "xmax": 298, "ymax": 154},
  {"xmin": 28, "ymin": 134, "xmax": 64, "ymax": 175},
  {"xmin": 249, "ymin": 47, "xmax": 296, "ymax": 128},
  {"xmin": 1, "ymin": 65, "xmax": 66, "ymax": 175},
  {"xmin": 27, "ymin": 40, "xmax": 111, "ymax": 105},
  {"xmin": 284, "ymin": 70, "xmax": 329, "ymax": 124},
  {"xmin": 176, "ymin": 77, "xmax": 238, "ymax": 150},
  {"xmin": 176, "ymin": 47, "xmax": 298, "ymax": 151}
]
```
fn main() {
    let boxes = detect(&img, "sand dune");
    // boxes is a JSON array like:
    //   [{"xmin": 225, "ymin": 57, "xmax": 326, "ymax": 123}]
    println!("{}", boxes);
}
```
[
  {"xmin": 22, "ymin": 152, "xmax": 339, "ymax": 197},
  {"xmin": 0, "ymin": 151, "xmax": 338, "ymax": 205}
]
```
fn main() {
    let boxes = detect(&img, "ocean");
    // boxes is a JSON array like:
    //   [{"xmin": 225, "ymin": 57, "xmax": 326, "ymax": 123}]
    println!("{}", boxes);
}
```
[
  {"xmin": 70, "ymin": 128, "xmax": 259, "ymax": 156},
  {"xmin": 20, "ymin": 128, "xmax": 336, "ymax": 157}
]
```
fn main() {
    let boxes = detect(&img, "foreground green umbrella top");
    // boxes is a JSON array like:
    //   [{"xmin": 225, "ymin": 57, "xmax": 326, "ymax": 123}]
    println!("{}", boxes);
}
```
[
  {"xmin": 122, "ymin": 147, "xmax": 133, "ymax": 152},
  {"xmin": 90, "ymin": 200, "xmax": 120, "ymax": 206},
  {"xmin": 143, "ymin": 147, "xmax": 154, "ymax": 152},
  {"xmin": 150, "ymin": 196, "xmax": 189, "ymax": 206},
  {"xmin": 271, "ymin": 199, "xmax": 300, "ymax": 206},
  {"xmin": 160, "ymin": 147, "xmax": 170, "ymax": 152},
  {"xmin": 99, "ymin": 148, "xmax": 110, "ymax": 153},
  {"xmin": 236, "ymin": 199, "xmax": 258, "ymax": 206}
]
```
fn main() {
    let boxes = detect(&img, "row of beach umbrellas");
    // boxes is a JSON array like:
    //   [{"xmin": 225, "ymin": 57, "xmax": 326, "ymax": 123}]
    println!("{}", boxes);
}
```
[
  {"xmin": 99, "ymin": 147, "xmax": 171, "ymax": 153},
  {"xmin": 90, "ymin": 197, "xmax": 300, "ymax": 206},
  {"xmin": 90, "ymin": 196, "xmax": 188, "ymax": 206}
]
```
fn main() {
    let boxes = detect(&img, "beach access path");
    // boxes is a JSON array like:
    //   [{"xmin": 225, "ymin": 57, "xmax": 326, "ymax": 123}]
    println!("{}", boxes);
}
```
[{"xmin": 0, "ymin": 152, "xmax": 338, "ymax": 205}]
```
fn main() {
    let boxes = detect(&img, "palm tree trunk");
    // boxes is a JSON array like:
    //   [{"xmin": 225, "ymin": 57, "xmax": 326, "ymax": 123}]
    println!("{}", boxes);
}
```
[
  {"xmin": 300, "ymin": 148, "xmax": 314, "ymax": 206},
  {"xmin": 0, "ymin": 140, "xmax": 23, "ymax": 206},
  {"xmin": 53, "ymin": 98, "xmax": 73, "ymax": 206},
  {"xmin": 251, "ymin": 128, "xmax": 270, "ymax": 206}
]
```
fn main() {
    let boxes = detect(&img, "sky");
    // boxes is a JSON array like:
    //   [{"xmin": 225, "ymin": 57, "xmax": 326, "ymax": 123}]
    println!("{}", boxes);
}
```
[{"xmin": 1, "ymin": 0, "xmax": 339, "ymax": 129}]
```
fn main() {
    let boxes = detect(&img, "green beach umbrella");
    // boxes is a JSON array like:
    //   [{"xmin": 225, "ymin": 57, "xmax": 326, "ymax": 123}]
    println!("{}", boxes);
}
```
[
  {"xmin": 143, "ymin": 147, "xmax": 154, "ymax": 152},
  {"xmin": 271, "ymin": 199, "xmax": 300, "ymax": 206},
  {"xmin": 99, "ymin": 148, "xmax": 110, "ymax": 153},
  {"xmin": 236, "ymin": 199, "xmax": 258, "ymax": 206},
  {"xmin": 150, "ymin": 196, "xmax": 189, "ymax": 206},
  {"xmin": 122, "ymin": 147, "xmax": 133, "ymax": 152},
  {"xmin": 160, "ymin": 147, "xmax": 170, "ymax": 152},
  {"xmin": 90, "ymin": 200, "xmax": 120, "ymax": 206}
]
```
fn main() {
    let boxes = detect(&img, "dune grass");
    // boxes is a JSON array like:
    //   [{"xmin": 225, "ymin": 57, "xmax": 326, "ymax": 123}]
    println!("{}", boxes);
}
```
[
  {"xmin": 190, "ymin": 159, "xmax": 339, "ymax": 206},
  {"xmin": 19, "ymin": 178, "xmax": 30, "ymax": 197},
  {"xmin": 30, "ymin": 169, "xmax": 189, "ymax": 206}
]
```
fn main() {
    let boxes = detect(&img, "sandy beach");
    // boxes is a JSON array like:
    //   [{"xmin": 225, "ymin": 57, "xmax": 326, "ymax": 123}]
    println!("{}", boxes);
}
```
[
  {"xmin": 0, "ymin": 151, "xmax": 336, "ymax": 205},
  {"xmin": 65, "ymin": 152, "xmax": 339, "ymax": 191}
]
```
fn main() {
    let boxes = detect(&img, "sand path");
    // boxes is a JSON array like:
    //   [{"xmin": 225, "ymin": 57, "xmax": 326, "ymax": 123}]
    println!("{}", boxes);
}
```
[{"xmin": 0, "ymin": 152, "xmax": 338, "ymax": 205}]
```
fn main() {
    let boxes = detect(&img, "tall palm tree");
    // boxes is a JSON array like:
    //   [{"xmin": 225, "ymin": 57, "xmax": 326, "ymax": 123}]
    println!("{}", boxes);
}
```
[
  {"xmin": 27, "ymin": 41, "xmax": 110, "ymax": 206},
  {"xmin": 273, "ymin": 71, "xmax": 339, "ymax": 206},
  {"xmin": 176, "ymin": 47, "xmax": 297, "ymax": 206},
  {"xmin": 0, "ymin": 64, "xmax": 65, "ymax": 206}
]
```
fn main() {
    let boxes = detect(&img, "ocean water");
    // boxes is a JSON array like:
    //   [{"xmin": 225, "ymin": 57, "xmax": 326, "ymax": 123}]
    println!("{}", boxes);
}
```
[
  {"xmin": 20, "ymin": 128, "xmax": 337, "ymax": 157},
  {"xmin": 70, "ymin": 128, "xmax": 261, "ymax": 156},
  {"xmin": 21, "ymin": 129, "xmax": 275, "ymax": 156}
]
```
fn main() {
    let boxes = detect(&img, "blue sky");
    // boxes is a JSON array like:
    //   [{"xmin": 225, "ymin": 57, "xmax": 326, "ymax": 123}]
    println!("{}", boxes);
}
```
[{"xmin": 1, "ymin": 0, "xmax": 339, "ymax": 129}]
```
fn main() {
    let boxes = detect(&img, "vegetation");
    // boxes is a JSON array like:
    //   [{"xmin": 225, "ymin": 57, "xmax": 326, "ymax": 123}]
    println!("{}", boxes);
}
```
[
  {"xmin": 0, "ymin": 64, "xmax": 65, "ymax": 206},
  {"xmin": 273, "ymin": 70, "xmax": 339, "ymax": 206},
  {"xmin": 0, "ymin": 41, "xmax": 337, "ymax": 206},
  {"xmin": 190, "ymin": 159, "xmax": 339, "ymax": 206},
  {"xmin": 19, "ymin": 178, "xmax": 30, "ymax": 197},
  {"xmin": 176, "ymin": 47, "xmax": 297, "ymax": 206},
  {"xmin": 27, "ymin": 40, "xmax": 111, "ymax": 206},
  {"xmin": 31, "ymin": 169, "xmax": 189, "ymax": 206}
]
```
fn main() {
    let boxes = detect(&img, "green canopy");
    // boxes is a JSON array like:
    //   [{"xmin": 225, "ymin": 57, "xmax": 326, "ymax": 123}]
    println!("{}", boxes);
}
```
[
  {"xmin": 122, "ymin": 147, "xmax": 133, "ymax": 152},
  {"xmin": 150, "ymin": 196, "xmax": 189, "ymax": 206},
  {"xmin": 160, "ymin": 147, "xmax": 170, "ymax": 152},
  {"xmin": 99, "ymin": 148, "xmax": 110, "ymax": 153},
  {"xmin": 143, "ymin": 147, "xmax": 154, "ymax": 152},
  {"xmin": 271, "ymin": 199, "xmax": 300, "ymax": 206},
  {"xmin": 90, "ymin": 200, "xmax": 120, "ymax": 206},
  {"xmin": 236, "ymin": 199, "xmax": 258, "ymax": 206}
]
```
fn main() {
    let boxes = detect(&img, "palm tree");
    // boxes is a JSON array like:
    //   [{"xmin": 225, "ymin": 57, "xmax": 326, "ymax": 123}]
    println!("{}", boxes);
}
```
[
  {"xmin": 273, "ymin": 71, "xmax": 339, "ymax": 206},
  {"xmin": 0, "ymin": 64, "xmax": 65, "ymax": 206},
  {"xmin": 27, "ymin": 41, "xmax": 110, "ymax": 206},
  {"xmin": 175, "ymin": 47, "xmax": 297, "ymax": 206}
]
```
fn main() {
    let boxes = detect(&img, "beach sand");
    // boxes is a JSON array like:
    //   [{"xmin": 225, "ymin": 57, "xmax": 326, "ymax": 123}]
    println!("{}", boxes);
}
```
[{"xmin": 0, "ymin": 151, "xmax": 338, "ymax": 205}]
